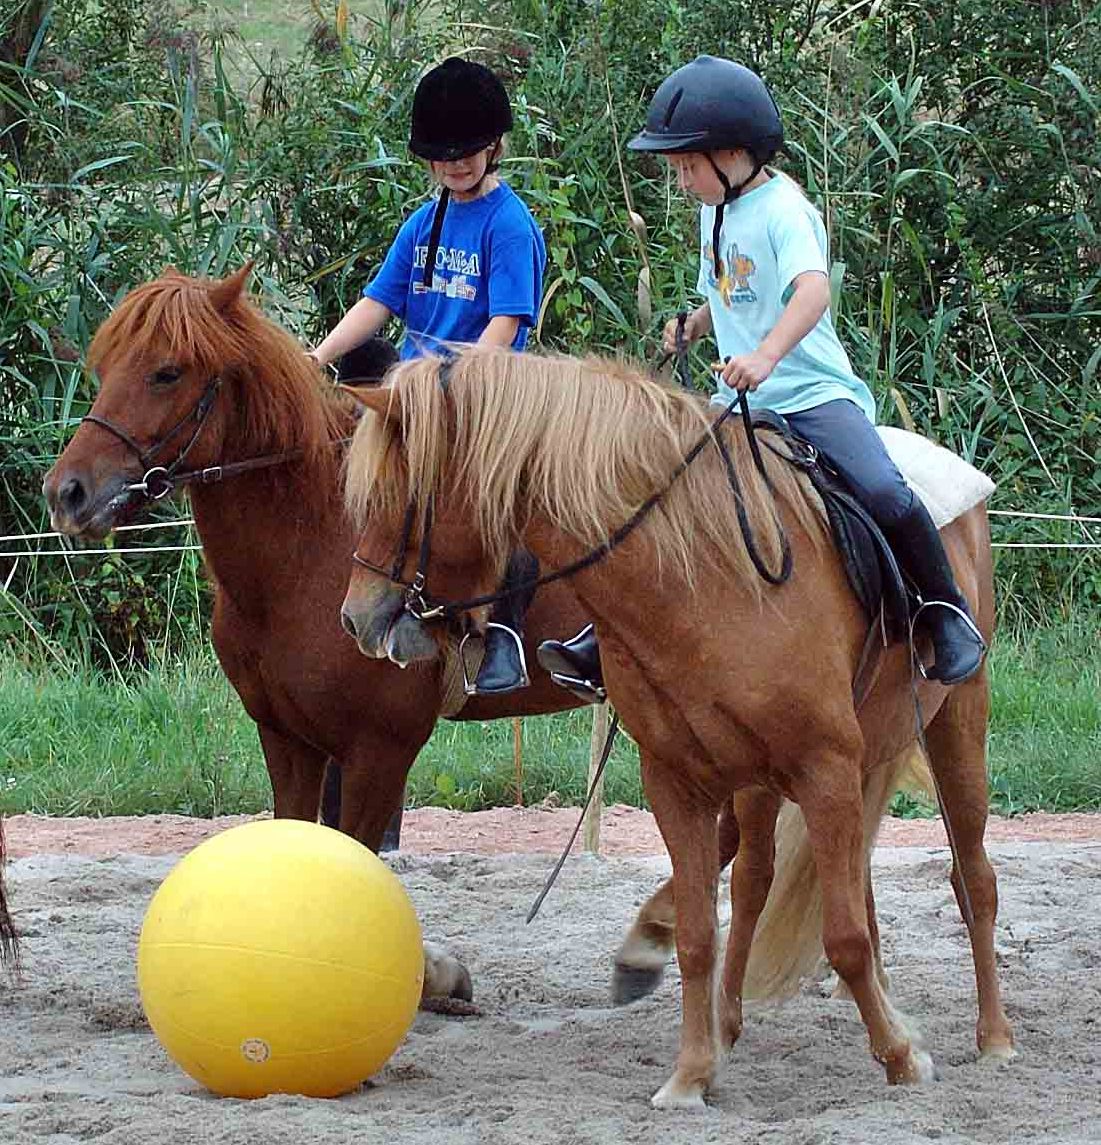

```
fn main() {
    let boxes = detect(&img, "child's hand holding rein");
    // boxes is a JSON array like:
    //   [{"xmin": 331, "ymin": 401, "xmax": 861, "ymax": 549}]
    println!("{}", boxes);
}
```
[{"xmin": 711, "ymin": 349, "xmax": 777, "ymax": 393}]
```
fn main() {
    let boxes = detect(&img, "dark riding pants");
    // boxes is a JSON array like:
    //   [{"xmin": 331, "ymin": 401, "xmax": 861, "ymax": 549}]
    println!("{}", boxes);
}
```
[{"xmin": 783, "ymin": 399, "xmax": 915, "ymax": 532}]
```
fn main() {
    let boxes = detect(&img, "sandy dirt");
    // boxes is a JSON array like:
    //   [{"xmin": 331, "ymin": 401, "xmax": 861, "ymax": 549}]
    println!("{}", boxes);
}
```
[
  {"xmin": 2, "ymin": 812, "xmax": 1100, "ymax": 1143},
  {"xmin": 8, "ymin": 805, "xmax": 1101, "ymax": 859}
]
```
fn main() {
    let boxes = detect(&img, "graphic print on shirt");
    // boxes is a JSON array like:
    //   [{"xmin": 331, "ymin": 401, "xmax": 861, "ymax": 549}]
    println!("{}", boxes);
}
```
[
  {"xmin": 703, "ymin": 237, "xmax": 757, "ymax": 308},
  {"xmin": 412, "ymin": 244, "xmax": 480, "ymax": 301}
]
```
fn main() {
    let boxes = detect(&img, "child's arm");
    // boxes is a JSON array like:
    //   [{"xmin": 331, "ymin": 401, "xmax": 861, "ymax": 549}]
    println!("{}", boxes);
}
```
[
  {"xmin": 714, "ymin": 272, "xmax": 830, "ymax": 392},
  {"xmin": 478, "ymin": 315, "xmax": 521, "ymax": 348},
  {"xmin": 309, "ymin": 298, "xmax": 393, "ymax": 368}
]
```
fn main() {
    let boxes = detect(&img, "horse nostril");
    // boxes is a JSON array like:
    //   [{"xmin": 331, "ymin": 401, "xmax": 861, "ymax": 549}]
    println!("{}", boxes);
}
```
[
  {"xmin": 340, "ymin": 608, "xmax": 359, "ymax": 639},
  {"xmin": 58, "ymin": 475, "xmax": 88, "ymax": 516}
]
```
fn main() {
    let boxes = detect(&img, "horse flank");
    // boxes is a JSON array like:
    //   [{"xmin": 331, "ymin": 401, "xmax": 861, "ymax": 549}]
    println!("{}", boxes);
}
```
[
  {"xmin": 345, "ymin": 348, "xmax": 824, "ymax": 593},
  {"xmin": 88, "ymin": 273, "xmax": 351, "ymax": 475}
]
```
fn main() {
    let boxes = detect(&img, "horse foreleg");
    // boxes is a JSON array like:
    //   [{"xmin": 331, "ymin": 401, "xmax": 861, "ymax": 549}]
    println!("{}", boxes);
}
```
[
  {"xmin": 719, "ymin": 787, "xmax": 782, "ymax": 1048},
  {"xmin": 339, "ymin": 740, "xmax": 418, "ymax": 852},
  {"xmin": 643, "ymin": 754, "xmax": 721, "ymax": 1111},
  {"xmin": 258, "ymin": 724, "xmax": 329, "ymax": 821},
  {"xmin": 612, "ymin": 801, "xmax": 740, "ymax": 1005},
  {"xmin": 796, "ymin": 763, "xmax": 934, "ymax": 1086},
  {"xmin": 320, "ymin": 762, "xmax": 404, "ymax": 851},
  {"xmin": 922, "ymin": 671, "xmax": 1015, "ymax": 1060},
  {"xmin": 340, "ymin": 740, "xmax": 474, "ymax": 1006}
]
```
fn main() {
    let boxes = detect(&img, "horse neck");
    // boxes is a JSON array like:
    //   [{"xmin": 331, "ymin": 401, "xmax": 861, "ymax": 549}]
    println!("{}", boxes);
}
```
[{"xmin": 189, "ymin": 403, "xmax": 349, "ymax": 609}]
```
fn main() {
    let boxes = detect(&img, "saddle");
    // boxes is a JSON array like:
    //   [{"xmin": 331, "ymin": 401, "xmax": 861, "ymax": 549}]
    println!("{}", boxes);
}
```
[{"xmin": 748, "ymin": 410, "xmax": 911, "ymax": 642}]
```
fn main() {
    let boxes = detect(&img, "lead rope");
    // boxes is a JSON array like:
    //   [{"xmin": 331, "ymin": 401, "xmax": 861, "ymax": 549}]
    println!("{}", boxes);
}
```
[{"xmin": 525, "ymin": 711, "xmax": 621, "ymax": 923}]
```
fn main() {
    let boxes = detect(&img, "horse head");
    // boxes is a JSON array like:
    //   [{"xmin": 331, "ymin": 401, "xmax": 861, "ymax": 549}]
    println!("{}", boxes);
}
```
[
  {"xmin": 339, "ymin": 359, "xmax": 510, "ymax": 668},
  {"xmin": 44, "ymin": 263, "xmax": 340, "ymax": 539}
]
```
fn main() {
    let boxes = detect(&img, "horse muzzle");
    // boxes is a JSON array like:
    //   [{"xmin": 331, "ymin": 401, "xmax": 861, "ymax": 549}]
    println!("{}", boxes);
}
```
[
  {"xmin": 42, "ymin": 466, "xmax": 140, "ymax": 539},
  {"xmin": 341, "ymin": 585, "xmax": 439, "ymax": 667}
]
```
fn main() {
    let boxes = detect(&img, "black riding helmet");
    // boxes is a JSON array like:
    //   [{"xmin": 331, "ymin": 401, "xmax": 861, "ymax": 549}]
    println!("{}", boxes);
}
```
[
  {"xmin": 409, "ymin": 57, "xmax": 513, "ymax": 289},
  {"xmin": 409, "ymin": 57, "xmax": 513, "ymax": 162},
  {"xmin": 629, "ymin": 56, "xmax": 784, "ymax": 279}
]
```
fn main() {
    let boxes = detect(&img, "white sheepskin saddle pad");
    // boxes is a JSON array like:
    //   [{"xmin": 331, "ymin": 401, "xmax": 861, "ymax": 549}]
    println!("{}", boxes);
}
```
[{"xmin": 878, "ymin": 426, "xmax": 995, "ymax": 529}]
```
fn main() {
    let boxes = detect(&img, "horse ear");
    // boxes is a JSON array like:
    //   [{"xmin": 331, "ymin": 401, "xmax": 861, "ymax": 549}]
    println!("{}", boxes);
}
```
[
  {"xmin": 338, "ymin": 383, "xmax": 400, "ymax": 424},
  {"xmin": 163, "ymin": 264, "xmax": 184, "ymax": 278},
  {"xmin": 208, "ymin": 261, "xmax": 255, "ymax": 312}
]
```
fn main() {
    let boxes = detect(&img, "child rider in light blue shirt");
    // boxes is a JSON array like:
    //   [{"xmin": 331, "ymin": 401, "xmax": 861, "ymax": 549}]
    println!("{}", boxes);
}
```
[{"xmin": 540, "ymin": 56, "xmax": 985, "ymax": 694}]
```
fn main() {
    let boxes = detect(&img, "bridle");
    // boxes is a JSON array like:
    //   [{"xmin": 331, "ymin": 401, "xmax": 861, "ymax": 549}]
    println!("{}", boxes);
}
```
[
  {"xmin": 83, "ymin": 374, "xmax": 225, "ymax": 501},
  {"xmin": 82, "ymin": 372, "xmax": 341, "ymax": 504},
  {"xmin": 350, "ymin": 357, "xmax": 794, "ymax": 626}
]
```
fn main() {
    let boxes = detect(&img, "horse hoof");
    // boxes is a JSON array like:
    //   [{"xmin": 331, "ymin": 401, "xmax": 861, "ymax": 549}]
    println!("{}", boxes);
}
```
[
  {"xmin": 611, "ymin": 961, "xmax": 664, "ymax": 1005},
  {"xmin": 889, "ymin": 1047, "xmax": 936, "ymax": 1085},
  {"xmin": 651, "ymin": 1077, "xmax": 707, "ymax": 1110},
  {"xmin": 423, "ymin": 941, "xmax": 474, "ymax": 1002},
  {"xmin": 979, "ymin": 1040, "xmax": 1017, "ymax": 1063}
]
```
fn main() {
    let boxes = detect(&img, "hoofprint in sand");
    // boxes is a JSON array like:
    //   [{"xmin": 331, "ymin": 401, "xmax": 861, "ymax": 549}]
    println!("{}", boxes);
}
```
[{"xmin": 2, "ymin": 825, "xmax": 1099, "ymax": 1144}]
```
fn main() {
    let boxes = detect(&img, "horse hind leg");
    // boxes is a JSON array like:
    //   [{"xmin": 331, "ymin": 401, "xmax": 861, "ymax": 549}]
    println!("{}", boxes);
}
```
[
  {"xmin": 796, "ymin": 761, "xmax": 934, "ymax": 1086},
  {"xmin": 611, "ymin": 800, "xmax": 740, "ymax": 1005},
  {"xmin": 922, "ymin": 670, "xmax": 1015, "ymax": 1060}
]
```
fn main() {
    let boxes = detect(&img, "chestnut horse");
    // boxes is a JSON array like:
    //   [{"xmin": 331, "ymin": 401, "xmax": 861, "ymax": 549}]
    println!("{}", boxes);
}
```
[
  {"xmin": 41, "ymin": 266, "xmax": 594, "ymax": 997},
  {"xmin": 340, "ymin": 348, "xmax": 1014, "ymax": 1107}
]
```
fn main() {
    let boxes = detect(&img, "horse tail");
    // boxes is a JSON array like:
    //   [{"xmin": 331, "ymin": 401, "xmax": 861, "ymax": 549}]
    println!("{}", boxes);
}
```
[
  {"xmin": 0, "ymin": 814, "xmax": 19, "ymax": 971},
  {"xmin": 741, "ymin": 743, "xmax": 929, "ymax": 1001}
]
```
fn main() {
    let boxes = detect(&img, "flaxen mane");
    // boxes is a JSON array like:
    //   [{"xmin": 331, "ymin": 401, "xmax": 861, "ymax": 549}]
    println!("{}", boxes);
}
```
[
  {"xmin": 88, "ymin": 271, "xmax": 350, "ymax": 472},
  {"xmin": 345, "ymin": 348, "xmax": 824, "ymax": 592}
]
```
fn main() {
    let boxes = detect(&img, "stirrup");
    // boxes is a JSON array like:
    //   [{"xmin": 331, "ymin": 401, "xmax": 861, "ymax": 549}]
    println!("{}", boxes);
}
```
[
  {"xmin": 547, "ymin": 670, "xmax": 606, "ymax": 705},
  {"xmin": 461, "ymin": 622, "xmax": 530, "ymax": 696},
  {"xmin": 910, "ymin": 599, "xmax": 987, "ymax": 683}
]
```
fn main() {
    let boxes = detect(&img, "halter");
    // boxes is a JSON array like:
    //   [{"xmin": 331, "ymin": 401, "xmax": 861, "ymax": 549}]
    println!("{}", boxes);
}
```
[{"xmin": 350, "ymin": 358, "xmax": 793, "ymax": 626}]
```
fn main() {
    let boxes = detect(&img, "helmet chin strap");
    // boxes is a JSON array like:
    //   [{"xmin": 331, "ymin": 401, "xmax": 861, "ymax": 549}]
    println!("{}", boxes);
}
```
[
  {"xmin": 707, "ymin": 154, "xmax": 764, "ymax": 279},
  {"xmin": 423, "ymin": 186, "xmax": 451, "ymax": 289}
]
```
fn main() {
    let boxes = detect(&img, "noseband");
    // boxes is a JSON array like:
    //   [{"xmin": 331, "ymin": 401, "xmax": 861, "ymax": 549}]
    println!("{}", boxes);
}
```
[
  {"xmin": 83, "ymin": 374, "xmax": 223, "ymax": 501},
  {"xmin": 350, "ymin": 360, "xmax": 793, "ymax": 626}
]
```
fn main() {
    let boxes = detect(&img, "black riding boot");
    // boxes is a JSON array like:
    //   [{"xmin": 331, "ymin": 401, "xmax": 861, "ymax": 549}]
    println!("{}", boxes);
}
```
[
  {"xmin": 471, "ymin": 549, "xmax": 538, "ymax": 695},
  {"xmin": 888, "ymin": 501, "xmax": 987, "ymax": 685},
  {"xmin": 537, "ymin": 623, "xmax": 605, "ymax": 704}
]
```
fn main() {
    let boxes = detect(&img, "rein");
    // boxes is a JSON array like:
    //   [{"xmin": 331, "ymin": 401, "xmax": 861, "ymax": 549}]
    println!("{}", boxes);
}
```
[{"xmin": 352, "ymin": 357, "xmax": 794, "ymax": 623}]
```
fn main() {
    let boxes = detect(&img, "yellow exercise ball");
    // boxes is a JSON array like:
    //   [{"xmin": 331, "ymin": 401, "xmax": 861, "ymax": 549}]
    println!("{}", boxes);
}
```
[{"xmin": 137, "ymin": 818, "xmax": 423, "ymax": 1098}]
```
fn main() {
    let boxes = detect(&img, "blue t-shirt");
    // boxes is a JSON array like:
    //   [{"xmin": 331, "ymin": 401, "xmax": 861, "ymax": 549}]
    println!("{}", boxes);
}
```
[
  {"xmin": 364, "ymin": 181, "xmax": 546, "ymax": 360},
  {"xmin": 698, "ymin": 172, "xmax": 876, "ymax": 422}
]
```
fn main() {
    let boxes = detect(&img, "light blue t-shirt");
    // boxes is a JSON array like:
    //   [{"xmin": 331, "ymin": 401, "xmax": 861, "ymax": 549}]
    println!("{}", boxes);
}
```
[
  {"xmin": 698, "ymin": 172, "xmax": 875, "ymax": 422},
  {"xmin": 365, "ymin": 181, "xmax": 546, "ymax": 360}
]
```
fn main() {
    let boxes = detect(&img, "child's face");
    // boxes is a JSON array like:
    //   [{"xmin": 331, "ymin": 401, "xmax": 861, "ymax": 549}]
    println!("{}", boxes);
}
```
[
  {"xmin": 429, "ymin": 145, "xmax": 496, "ymax": 198},
  {"xmin": 663, "ymin": 150, "xmax": 754, "ymax": 205}
]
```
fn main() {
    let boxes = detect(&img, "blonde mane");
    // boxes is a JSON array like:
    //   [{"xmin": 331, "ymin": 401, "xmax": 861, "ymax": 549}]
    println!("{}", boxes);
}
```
[
  {"xmin": 88, "ymin": 272, "xmax": 350, "ymax": 469},
  {"xmin": 345, "ymin": 348, "xmax": 824, "ymax": 592}
]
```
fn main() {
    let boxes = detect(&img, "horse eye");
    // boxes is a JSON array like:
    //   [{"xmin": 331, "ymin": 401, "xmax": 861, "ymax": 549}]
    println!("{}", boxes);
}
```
[{"xmin": 151, "ymin": 366, "xmax": 181, "ymax": 387}]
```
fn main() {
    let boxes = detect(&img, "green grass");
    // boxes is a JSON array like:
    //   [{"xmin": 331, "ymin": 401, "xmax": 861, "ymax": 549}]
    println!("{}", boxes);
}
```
[{"xmin": 1, "ymin": 620, "xmax": 1097, "ymax": 819}]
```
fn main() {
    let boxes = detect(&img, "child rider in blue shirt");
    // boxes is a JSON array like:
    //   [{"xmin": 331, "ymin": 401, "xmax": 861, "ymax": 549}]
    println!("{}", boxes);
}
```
[{"xmin": 312, "ymin": 56, "xmax": 547, "ymax": 695}]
